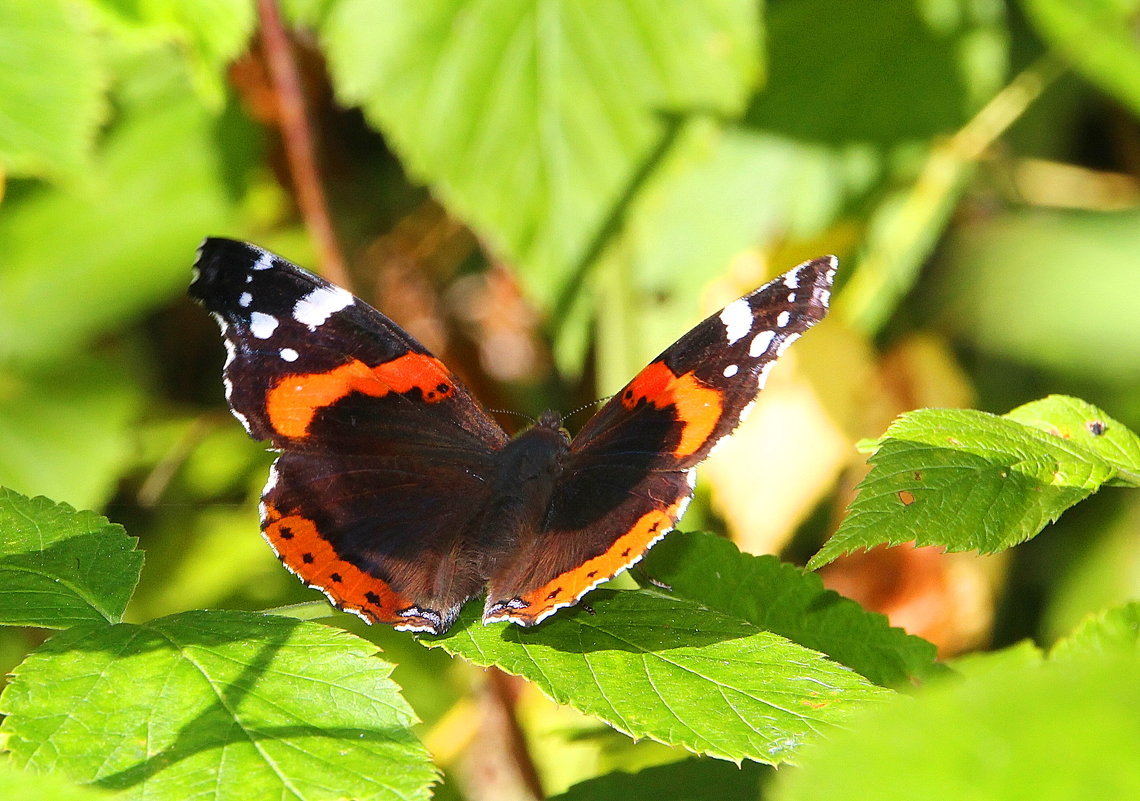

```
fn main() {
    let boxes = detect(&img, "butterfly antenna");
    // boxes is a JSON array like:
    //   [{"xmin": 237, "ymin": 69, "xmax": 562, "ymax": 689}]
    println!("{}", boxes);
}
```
[
  {"xmin": 562, "ymin": 396, "xmax": 611, "ymax": 426},
  {"xmin": 489, "ymin": 408, "xmax": 539, "ymax": 427}
]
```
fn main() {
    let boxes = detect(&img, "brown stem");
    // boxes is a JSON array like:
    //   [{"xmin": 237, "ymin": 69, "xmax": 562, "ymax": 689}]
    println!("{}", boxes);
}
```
[
  {"xmin": 486, "ymin": 668, "xmax": 545, "ymax": 800},
  {"xmin": 256, "ymin": 0, "xmax": 352, "ymax": 290}
]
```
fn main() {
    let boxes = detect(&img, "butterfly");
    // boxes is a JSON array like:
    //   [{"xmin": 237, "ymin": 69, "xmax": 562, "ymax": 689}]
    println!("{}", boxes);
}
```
[{"xmin": 190, "ymin": 238, "xmax": 835, "ymax": 634}]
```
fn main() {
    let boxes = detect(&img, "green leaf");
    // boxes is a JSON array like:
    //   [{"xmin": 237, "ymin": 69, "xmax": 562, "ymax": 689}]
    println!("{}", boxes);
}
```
[
  {"xmin": 934, "ymin": 209, "xmax": 1140, "ymax": 382},
  {"xmin": 1006, "ymin": 395, "xmax": 1140, "ymax": 486},
  {"xmin": 0, "ymin": 761, "xmax": 111, "ymax": 801},
  {"xmin": 425, "ymin": 589, "xmax": 890, "ymax": 765},
  {"xmin": 1020, "ymin": 0, "xmax": 1140, "ymax": 118},
  {"xmin": 810, "ymin": 406, "xmax": 1119, "ymax": 568},
  {"xmin": 947, "ymin": 639, "xmax": 1044, "ymax": 679},
  {"xmin": 90, "ymin": 0, "xmax": 255, "ymax": 107},
  {"xmin": 0, "ymin": 488, "xmax": 142, "ymax": 628},
  {"xmin": 0, "ymin": 0, "xmax": 106, "ymax": 178},
  {"xmin": 772, "ymin": 652, "xmax": 1140, "ymax": 801},
  {"xmin": 0, "ymin": 611, "xmax": 436, "ymax": 801},
  {"xmin": 751, "ymin": 0, "xmax": 1007, "ymax": 145},
  {"xmin": 0, "ymin": 356, "xmax": 144, "ymax": 510},
  {"xmin": 320, "ymin": 0, "xmax": 760, "ymax": 299},
  {"xmin": 1050, "ymin": 602, "xmax": 1140, "ymax": 663},
  {"xmin": 549, "ymin": 757, "xmax": 768, "ymax": 801},
  {"xmin": 0, "ymin": 49, "xmax": 245, "ymax": 365},
  {"xmin": 641, "ymin": 532, "xmax": 939, "ymax": 687}
]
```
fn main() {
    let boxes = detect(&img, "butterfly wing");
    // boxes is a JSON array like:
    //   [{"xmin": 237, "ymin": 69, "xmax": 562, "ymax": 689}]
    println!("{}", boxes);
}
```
[
  {"xmin": 484, "ymin": 256, "xmax": 837, "ymax": 625},
  {"xmin": 190, "ymin": 238, "xmax": 509, "ymax": 633}
]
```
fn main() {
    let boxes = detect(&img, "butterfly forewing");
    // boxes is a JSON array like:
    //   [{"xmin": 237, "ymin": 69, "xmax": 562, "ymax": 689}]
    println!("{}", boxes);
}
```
[{"xmin": 189, "ymin": 238, "xmax": 508, "ymax": 454}]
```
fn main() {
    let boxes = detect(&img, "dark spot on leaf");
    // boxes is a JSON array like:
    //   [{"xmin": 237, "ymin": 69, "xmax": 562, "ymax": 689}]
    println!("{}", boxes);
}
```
[
  {"xmin": 898, "ymin": 490, "xmax": 916, "ymax": 506},
  {"xmin": 1087, "ymin": 419, "xmax": 1107, "ymax": 436}
]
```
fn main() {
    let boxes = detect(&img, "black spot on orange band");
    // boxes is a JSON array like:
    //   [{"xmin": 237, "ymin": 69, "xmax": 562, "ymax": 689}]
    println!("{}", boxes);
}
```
[{"xmin": 265, "ymin": 353, "xmax": 454, "ymax": 439}]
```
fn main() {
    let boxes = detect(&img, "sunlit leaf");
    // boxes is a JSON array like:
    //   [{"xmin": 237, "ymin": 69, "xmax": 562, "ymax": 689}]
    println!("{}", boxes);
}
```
[
  {"xmin": 0, "ymin": 0, "xmax": 105, "ymax": 178},
  {"xmin": 642, "ymin": 532, "xmax": 939, "ymax": 687},
  {"xmin": 1006, "ymin": 395, "xmax": 1140, "ymax": 486},
  {"xmin": 426, "ymin": 589, "xmax": 889, "ymax": 765},
  {"xmin": 320, "ymin": 0, "xmax": 760, "ymax": 301},
  {"xmin": 0, "ymin": 50, "xmax": 245, "ymax": 365},
  {"xmin": 773, "ymin": 651, "xmax": 1140, "ymax": 801},
  {"xmin": 1050, "ymin": 601, "xmax": 1140, "ymax": 662},
  {"xmin": 1021, "ymin": 0, "xmax": 1140, "ymax": 118},
  {"xmin": 0, "ymin": 611, "xmax": 436, "ymax": 801},
  {"xmin": 0, "ymin": 761, "xmax": 110, "ymax": 801},
  {"xmin": 810, "ymin": 404, "xmax": 1121, "ymax": 568},
  {"xmin": 0, "ymin": 488, "xmax": 142, "ymax": 629},
  {"xmin": 90, "ymin": 0, "xmax": 255, "ymax": 106}
]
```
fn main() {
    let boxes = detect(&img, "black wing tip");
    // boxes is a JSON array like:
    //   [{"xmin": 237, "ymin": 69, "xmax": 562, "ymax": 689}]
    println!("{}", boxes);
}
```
[
  {"xmin": 189, "ymin": 238, "xmax": 272, "ymax": 304},
  {"xmin": 799, "ymin": 254, "xmax": 839, "ymax": 285}
]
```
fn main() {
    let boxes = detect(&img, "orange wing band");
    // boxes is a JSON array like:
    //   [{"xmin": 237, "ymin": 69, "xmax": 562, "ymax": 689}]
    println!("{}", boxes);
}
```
[
  {"xmin": 512, "ymin": 496, "xmax": 687, "ymax": 621},
  {"xmin": 266, "ymin": 353, "xmax": 454, "ymax": 438},
  {"xmin": 262, "ymin": 502, "xmax": 414, "ymax": 625},
  {"xmin": 622, "ymin": 361, "xmax": 722, "ymax": 458}
]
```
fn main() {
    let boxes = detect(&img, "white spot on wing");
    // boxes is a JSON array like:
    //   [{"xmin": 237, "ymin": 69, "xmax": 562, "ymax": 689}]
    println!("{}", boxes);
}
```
[
  {"xmin": 722, "ymin": 364, "xmax": 739, "ymax": 378},
  {"xmin": 749, "ymin": 330, "xmax": 775, "ymax": 357},
  {"xmin": 776, "ymin": 310, "xmax": 791, "ymax": 328},
  {"xmin": 250, "ymin": 312, "xmax": 279, "ymax": 339},
  {"xmin": 719, "ymin": 298, "xmax": 753, "ymax": 345},
  {"xmin": 280, "ymin": 347, "xmax": 299, "ymax": 362},
  {"xmin": 252, "ymin": 251, "xmax": 275, "ymax": 270},
  {"xmin": 239, "ymin": 292, "xmax": 253, "ymax": 308},
  {"xmin": 784, "ymin": 269, "xmax": 800, "ymax": 289},
  {"xmin": 293, "ymin": 285, "xmax": 353, "ymax": 329}
]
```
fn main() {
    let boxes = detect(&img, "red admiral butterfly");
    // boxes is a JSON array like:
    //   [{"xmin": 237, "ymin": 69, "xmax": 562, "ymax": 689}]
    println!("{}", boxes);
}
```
[{"xmin": 190, "ymin": 239, "xmax": 836, "ymax": 634}]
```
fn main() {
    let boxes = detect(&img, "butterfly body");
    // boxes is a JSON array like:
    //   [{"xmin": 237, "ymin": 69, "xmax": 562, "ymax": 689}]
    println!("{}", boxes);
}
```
[{"xmin": 190, "ymin": 238, "xmax": 836, "ymax": 634}]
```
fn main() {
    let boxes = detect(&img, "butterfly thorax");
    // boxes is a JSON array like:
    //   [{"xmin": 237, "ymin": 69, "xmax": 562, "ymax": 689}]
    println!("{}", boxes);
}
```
[{"xmin": 492, "ymin": 412, "xmax": 570, "ymax": 503}]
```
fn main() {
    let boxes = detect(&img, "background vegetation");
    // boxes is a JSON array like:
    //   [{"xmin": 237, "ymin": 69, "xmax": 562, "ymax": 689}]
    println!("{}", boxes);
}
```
[{"xmin": 1, "ymin": 1, "xmax": 1138, "ymax": 799}]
